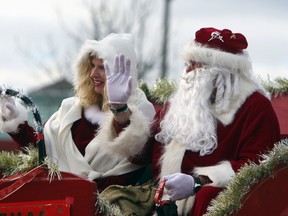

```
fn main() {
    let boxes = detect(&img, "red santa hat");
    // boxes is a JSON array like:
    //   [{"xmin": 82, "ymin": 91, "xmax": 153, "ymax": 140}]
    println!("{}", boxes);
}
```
[{"xmin": 181, "ymin": 27, "xmax": 252, "ymax": 72}]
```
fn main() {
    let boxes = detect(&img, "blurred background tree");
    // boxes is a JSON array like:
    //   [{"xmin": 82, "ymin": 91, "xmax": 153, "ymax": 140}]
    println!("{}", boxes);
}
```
[{"xmin": 18, "ymin": 0, "xmax": 173, "ymax": 84}]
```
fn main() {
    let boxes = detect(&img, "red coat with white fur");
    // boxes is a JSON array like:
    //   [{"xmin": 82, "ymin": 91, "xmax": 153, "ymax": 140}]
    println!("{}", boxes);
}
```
[{"xmin": 151, "ymin": 92, "xmax": 280, "ymax": 215}]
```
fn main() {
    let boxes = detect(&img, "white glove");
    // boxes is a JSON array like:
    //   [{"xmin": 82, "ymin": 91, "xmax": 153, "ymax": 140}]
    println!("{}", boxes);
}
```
[
  {"xmin": 104, "ymin": 54, "xmax": 133, "ymax": 104},
  {"xmin": 0, "ymin": 96, "xmax": 18, "ymax": 121},
  {"xmin": 164, "ymin": 173, "xmax": 195, "ymax": 201}
]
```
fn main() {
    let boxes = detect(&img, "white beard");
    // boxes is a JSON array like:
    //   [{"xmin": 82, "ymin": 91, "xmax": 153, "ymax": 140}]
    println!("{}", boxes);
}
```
[{"xmin": 155, "ymin": 67, "xmax": 218, "ymax": 156}]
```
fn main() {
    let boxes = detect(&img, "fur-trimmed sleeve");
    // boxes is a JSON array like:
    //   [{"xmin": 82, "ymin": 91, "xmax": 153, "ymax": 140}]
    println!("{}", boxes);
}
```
[
  {"xmin": 193, "ymin": 160, "xmax": 235, "ymax": 188},
  {"xmin": 0, "ymin": 101, "xmax": 28, "ymax": 133},
  {"xmin": 96, "ymin": 105, "xmax": 151, "ymax": 159}
]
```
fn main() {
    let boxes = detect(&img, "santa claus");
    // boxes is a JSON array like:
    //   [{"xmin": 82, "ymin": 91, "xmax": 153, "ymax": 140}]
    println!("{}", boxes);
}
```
[{"xmin": 151, "ymin": 27, "xmax": 280, "ymax": 215}]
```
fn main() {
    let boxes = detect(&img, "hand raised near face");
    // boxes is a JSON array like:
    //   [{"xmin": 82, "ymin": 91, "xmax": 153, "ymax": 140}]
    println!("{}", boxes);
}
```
[{"xmin": 104, "ymin": 54, "xmax": 133, "ymax": 104}]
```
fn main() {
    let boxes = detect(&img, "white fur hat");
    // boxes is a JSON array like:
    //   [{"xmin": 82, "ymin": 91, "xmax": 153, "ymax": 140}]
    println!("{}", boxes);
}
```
[{"xmin": 76, "ymin": 33, "xmax": 138, "ymax": 88}]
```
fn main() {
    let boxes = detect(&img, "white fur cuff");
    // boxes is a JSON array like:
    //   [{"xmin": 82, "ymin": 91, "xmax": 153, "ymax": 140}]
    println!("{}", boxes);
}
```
[
  {"xmin": 0, "ymin": 102, "xmax": 28, "ymax": 133},
  {"xmin": 96, "ymin": 105, "xmax": 151, "ymax": 159},
  {"xmin": 193, "ymin": 160, "xmax": 235, "ymax": 188}
]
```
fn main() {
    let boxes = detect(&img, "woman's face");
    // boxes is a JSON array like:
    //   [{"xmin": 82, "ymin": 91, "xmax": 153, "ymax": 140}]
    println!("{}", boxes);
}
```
[{"xmin": 90, "ymin": 56, "xmax": 106, "ymax": 95}]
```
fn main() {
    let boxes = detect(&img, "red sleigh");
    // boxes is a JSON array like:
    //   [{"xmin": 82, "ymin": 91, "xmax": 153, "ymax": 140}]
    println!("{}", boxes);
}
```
[{"xmin": 0, "ymin": 170, "xmax": 97, "ymax": 215}]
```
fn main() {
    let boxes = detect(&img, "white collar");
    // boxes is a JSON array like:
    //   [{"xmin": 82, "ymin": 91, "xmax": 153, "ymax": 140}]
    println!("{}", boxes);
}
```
[
  {"xmin": 84, "ymin": 104, "xmax": 105, "ymax": 125},
  {"xmin": 211, "ymin": 79, "xmax": 266, "ymax": 125}
]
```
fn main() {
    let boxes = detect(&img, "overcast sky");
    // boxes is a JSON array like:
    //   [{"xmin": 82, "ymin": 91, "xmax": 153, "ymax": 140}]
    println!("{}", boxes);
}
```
[{"xmin": 0, "ymin": 0, "xmax": 288, "ymax": 93}]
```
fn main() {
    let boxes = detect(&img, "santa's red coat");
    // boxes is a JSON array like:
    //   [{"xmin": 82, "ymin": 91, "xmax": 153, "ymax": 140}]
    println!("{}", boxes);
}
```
[{"xmin": 150, "ymin": 92, "xmax": 280, "ymax": 215}]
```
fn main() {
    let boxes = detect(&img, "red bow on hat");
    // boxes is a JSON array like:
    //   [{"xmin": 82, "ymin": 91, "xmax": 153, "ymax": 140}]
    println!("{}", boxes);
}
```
[{"xmin": 195, "ymin": 28, "xmax": 248, "ymax": 54}]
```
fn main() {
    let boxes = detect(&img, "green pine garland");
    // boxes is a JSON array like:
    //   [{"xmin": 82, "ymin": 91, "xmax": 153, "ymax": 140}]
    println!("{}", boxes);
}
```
[
  {"xmin": 0, "ymin": 145, "xmax": 61, "ymax": 180},
  {"xmin": 204, "ymin": 139, "xmax": 288, "ymax": 216},
  {"xmin": 0, "ymin": 145, "xmax": 39, "ymax": 177},
  {"xmin": 138, "ymin": 78, "xmax": 176, "ymax": 104},
  {"xmin": 262, "ymin": 77, "xmax": 288, "ymax": 96}
]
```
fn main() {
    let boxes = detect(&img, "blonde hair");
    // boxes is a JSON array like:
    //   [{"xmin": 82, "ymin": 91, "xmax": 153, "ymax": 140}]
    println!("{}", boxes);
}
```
[
  {"xmin": 74, "ymin": 34, "xmax": 138, "ymax": 111},
  {"xmin": 74, "ymin": 53, "xmax": 109, "ymax": 111}
]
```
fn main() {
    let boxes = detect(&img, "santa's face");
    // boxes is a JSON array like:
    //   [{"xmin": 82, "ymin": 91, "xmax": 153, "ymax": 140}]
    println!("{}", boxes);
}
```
[
  {"xmin": 90, "ymin": 57, "xmax": 106, "ymax": 95},
  {"xmin": 185, "ymin": 60, "xmax": 203, "ymax": 73}
]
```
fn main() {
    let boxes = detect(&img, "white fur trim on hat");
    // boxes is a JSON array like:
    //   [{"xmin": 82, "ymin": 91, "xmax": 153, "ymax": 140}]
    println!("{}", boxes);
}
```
[
  {"xmin": 193, "ymin": 160, "xmax": 235, "ymax": 188},
  {"xmin": 0, "ymin": 102, "xmax": 28, "ymax": 133},
  {"xmin": 93, "ymin": 105, "xmax": 150, "ymax": 159},
  {"xmin": 181, "ymin": 41, "xmax": 252, "ymax": 73}
]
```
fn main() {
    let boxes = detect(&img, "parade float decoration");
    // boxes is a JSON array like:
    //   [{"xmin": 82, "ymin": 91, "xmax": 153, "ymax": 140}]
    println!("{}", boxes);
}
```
[{"xmin": 0, "ymin": 77, "xmax": 287, "ymax": 215}]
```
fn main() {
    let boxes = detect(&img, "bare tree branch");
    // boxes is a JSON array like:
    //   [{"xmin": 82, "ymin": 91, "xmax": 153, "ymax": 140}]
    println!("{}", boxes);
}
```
[{"xmin": 18, "ymin": 0, "xmax": 162, "ymax": 84}]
